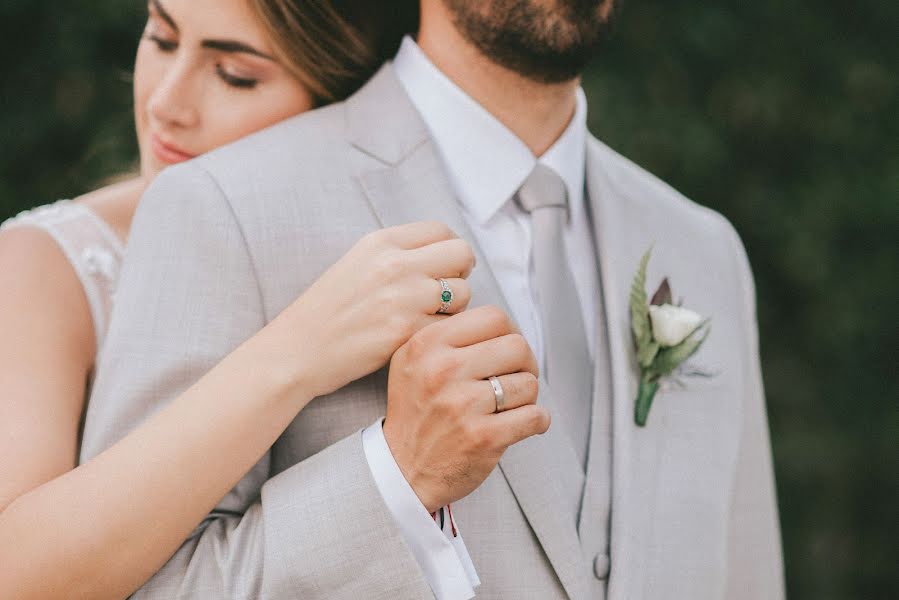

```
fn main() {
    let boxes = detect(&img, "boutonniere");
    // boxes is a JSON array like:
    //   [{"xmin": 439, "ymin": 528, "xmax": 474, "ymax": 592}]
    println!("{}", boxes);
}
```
[{"xmin": 629, "ymin": 247, "xmax": 712, "ymax": 426}]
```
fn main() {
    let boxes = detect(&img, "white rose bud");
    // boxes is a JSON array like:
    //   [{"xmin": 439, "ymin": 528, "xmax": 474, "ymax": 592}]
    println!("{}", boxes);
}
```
[{"xmin": 648, "ymin": 304, "xmax": 703, "ymax": 347}]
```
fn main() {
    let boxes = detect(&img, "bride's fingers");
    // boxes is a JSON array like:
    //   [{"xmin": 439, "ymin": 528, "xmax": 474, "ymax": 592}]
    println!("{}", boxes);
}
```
[
  {"xmin": 380, "ymin": 221, "xmax": 457, "ymax": 250},
  {"xmin": 384, "ymin": 277, "xmax": 471, "ymax": 345},
  {"xmin": 408, "ymin": 238, "xmax": 476, "ymax": 279}
]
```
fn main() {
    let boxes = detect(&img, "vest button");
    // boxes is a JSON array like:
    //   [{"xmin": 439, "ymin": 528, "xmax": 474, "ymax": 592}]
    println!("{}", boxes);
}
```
[{"xmin": 593, "ymin": 553, "xmax": 611, "ymax": 580}]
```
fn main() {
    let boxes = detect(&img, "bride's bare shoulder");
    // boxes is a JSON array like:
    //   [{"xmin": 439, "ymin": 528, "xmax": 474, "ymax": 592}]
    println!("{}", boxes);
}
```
[{"xmin": 0, "ymin": 217, "xmax": 96, "ymax": 352}]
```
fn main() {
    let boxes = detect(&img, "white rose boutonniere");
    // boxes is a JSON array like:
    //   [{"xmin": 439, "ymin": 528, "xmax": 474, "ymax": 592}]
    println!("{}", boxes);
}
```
[
  {"xmin": 630, "ymin": 247, "xmax": 712, "ymax": 426},
  {"xmin": 648, "ymin": 304, "xmax": 704, "ymax": 347}
]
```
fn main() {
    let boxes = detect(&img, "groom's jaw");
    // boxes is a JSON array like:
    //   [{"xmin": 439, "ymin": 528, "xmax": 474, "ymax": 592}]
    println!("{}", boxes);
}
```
[
  {"xmin": 438, "ymin": 0, "xmax": 618, "ymax": 84},
  {"xmin": 417, "ymin": 0, "xmax": 613, "ymax": 155}
]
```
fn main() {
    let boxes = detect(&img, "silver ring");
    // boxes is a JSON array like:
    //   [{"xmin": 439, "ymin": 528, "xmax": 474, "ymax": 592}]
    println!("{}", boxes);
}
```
[
  {"xmin": 437, "ymin": 278, "xmax": 453, "ymax": 314},
  {"xmin": 489, "ymin": 376, "xmax": 505, "ymax": 413}
]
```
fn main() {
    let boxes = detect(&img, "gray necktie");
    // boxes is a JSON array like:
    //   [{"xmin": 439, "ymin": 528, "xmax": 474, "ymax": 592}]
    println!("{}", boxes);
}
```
[{"xmin": 517, "ymin": 164, "xmax": 593, "ymax": 468}]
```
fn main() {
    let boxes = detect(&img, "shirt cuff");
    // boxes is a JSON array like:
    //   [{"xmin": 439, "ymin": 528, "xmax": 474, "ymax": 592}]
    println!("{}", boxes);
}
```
[{"xmin": 362, "ymin": 420, "xmax": 480, "ymax": 599}]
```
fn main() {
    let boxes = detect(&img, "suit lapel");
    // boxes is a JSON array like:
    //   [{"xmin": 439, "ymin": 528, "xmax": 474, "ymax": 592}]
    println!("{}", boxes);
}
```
[
  {"xmin": 585, "ymin": 139, "xmax": 666, "ymax": 600},
  {"xmin": 349, "ymin": 66, "xmax": 587, "ymax": 599},
  {"xmin": 358, "ymin": 142, "xmax": 588, "ymax": 600}
]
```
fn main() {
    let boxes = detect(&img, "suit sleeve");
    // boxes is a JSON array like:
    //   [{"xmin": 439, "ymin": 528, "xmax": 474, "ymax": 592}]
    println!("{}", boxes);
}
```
[
  {"xmin": 721, "ymin": 220, "xmax": 786, "ymax": 599},
  {"xmin": 78, "ymin": 163, "xmax": 433, "ymax": 599}
]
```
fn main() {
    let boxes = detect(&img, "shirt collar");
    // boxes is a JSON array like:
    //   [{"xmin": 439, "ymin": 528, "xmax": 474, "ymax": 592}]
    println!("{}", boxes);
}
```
[{"xmin": 392, "ymin": 36, "xmax": 588, "ymax": 225}]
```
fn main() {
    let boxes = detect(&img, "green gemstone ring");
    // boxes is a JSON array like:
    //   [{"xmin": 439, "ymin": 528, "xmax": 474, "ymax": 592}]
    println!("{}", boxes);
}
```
[{"xmin": 437, "ymin": 278, "xmax": 453, "ymax": 314}]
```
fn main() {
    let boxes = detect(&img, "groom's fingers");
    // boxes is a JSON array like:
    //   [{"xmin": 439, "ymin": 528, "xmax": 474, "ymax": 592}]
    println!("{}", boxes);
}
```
[
  {"xmin": 409, "ymin": 238, "xmax": 476, "ymax": 279},
  {"xmin": 460, "ymin": 334, "xmax": 539, "ymax": 380},
  {"xmin": 434, "ymin": 305, "xmax": 518, "ymax": 348},
  {"xmin": 464, "ymin": 372, "xmax": 539, "ymax": 415},
  {"xmin": 381, "ymin": 221, "xmax": 457, "ymax": 249},
  {"xmin": 480, "ymin": 404, "xmax": 551, "ymax": 449}
]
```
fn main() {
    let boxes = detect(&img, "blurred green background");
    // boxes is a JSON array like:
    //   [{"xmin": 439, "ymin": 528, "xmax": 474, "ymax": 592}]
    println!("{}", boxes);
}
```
[{"xmin": 1, "ymin": 1, "xmax": 895, "ymax": 598}]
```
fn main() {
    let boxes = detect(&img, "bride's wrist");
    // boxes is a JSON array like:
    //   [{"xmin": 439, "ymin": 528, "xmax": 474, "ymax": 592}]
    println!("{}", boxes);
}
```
[{"xmin": 240, "ymin": 327, "xmax": 319, "ymax": 412}]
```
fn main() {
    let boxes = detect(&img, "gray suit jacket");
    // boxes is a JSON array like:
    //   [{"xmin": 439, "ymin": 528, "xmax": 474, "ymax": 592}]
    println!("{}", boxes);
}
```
[{"xmin": 80, "ymin": 65, "xmax": 784, "ymax": 599}]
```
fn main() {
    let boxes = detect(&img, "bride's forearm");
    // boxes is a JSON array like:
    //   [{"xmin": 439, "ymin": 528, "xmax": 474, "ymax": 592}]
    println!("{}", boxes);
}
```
[{"xmin": 0, "ymin": 331, "xmax": 313, "ymax": 600}]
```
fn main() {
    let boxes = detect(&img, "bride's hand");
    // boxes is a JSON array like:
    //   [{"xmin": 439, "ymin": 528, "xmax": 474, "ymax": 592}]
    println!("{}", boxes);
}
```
[{"xmin": 258, "ymin": 221, "xmax": 475, "ymax": 401}]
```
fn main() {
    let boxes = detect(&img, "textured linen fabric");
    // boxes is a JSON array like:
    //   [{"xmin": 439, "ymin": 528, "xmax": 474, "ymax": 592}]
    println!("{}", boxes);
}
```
[
  {"xmin": 359, "ymin": 36, "xmax": 599, "ymax": 596},
  {"xmin": 79, "ymin": 61, "xmax": 784, "ymax": 599}
]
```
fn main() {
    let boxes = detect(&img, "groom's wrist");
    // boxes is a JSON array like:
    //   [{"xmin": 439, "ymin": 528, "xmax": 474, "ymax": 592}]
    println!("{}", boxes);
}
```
[{"xmin": 382, "ymin": 418, "xmax": 442, "ymax": 513}]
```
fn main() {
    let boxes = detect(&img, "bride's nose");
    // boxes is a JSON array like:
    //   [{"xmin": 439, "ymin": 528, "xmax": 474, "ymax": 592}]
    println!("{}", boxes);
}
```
[{"xmin": 148, "ymin": 59, "xmax": 200, "ymax": 129}]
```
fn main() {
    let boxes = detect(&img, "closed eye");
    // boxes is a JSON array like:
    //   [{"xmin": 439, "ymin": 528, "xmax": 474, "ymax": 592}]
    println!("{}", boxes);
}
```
[
  {"xmin": 147, "ymin": 34, "xmax": 177, "ymax": 53},
  {"xmin": 215, "ymin": 64, "xmax": 258, "ymax": 89}
]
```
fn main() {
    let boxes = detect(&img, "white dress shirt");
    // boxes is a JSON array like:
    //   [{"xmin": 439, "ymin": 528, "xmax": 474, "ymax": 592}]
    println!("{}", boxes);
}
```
[{"xmin": 361, "ymin": 36, "xmax": 599, "ymax": 599}]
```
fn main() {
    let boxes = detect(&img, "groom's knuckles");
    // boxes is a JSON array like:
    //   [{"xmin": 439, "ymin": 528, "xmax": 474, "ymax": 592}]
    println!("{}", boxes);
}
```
[
  {"xmin": 403, "ymin": 322, "xmax": 441, "ymax": 360},
  {"xmin": 470, "ymin": 333, "xmax": 534, "ymax": 377},
  {"xmin": 479, "ymin": 304, "xmax": 513, "ymax": 330},
  {"xmin": 463, "ymin": 420, "xmax": 493, "ymax": 453},
  {"xmin": 421, "ymin": 352, "xmax": 463, "ymax": 394},
  {"xmin": 525, "ymin": 405, "xmax": 552, "ymax": 435},
  {"xmin": 501, "ymin": 372, "xmax": 539, "ymax": 407},
  {"xmin": 459, "ymin": 305, "xmax": 513, "ymax": 339},
  {"xmin": 434, "ymin": 390, "xmax": 468, "ymax": 423},
  {"xmin": 494, "ymin": 405, "xmax": 551, "ymax": 446},
  {"xmin": 507, "ymin": 333, "xmax": 532, "ymax": 363}
]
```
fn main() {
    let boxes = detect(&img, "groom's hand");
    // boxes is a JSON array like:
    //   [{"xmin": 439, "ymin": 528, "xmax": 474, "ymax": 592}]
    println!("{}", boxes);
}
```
[{"xmin": 383, "ymin": 305, "xmax": 550, "ymax": 513}]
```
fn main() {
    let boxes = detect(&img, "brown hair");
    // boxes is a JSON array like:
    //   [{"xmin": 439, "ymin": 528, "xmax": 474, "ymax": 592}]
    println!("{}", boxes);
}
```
[{"xmin": 248, "ymin": 0, "xmax": 419, "ymax": 106}]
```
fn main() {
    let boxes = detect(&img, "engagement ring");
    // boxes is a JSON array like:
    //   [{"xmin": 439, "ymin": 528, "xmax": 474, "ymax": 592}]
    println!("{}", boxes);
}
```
[{"xmin": 437, "ymin": 278, "xmax": 453, "ymax": 314}]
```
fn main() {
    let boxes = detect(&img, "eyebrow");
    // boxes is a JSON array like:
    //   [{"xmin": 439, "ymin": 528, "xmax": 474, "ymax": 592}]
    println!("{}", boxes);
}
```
[
  {"xmin": 201, "ymin": 40, "xmax": 276, "ymax": 61},
  {"xmin": 150, "ymin": 0, "xmax": 177, "ymax": 32},
  {"xmin": 150, "ymin": 0, "xmax": 276, "ymax": 62}
]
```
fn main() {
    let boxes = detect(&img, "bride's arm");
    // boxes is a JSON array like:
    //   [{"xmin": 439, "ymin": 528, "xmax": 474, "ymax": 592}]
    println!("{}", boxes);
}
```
[
  {"xmin": 0, "ymin": 215, "xmax": 472, "ymax": 600},
  {"xmin": 0, "ymin": 227, "xmax": 96, "ymax": 517}
]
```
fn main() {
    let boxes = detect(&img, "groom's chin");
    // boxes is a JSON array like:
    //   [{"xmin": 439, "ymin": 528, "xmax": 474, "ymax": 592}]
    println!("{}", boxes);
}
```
[{"xmin": 443, "ymin": 0, "xmax": 619, "ymax": 83}]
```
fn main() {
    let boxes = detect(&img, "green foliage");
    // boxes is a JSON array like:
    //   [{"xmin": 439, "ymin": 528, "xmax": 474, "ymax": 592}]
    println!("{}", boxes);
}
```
[
  {"xmin": 649, "ymin": 324, "xmax": 709, "ymax": 381},
  {"xmin": 629, "ymin": 247, "xmax": 657, "ymax": 367},
  {"xmin": 0, "ymin": 1, "xmax": 895, "ymax": 597}
]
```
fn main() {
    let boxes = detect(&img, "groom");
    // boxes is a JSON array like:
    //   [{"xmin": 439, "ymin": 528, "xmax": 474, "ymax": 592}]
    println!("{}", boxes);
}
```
[{"xmin": 81, "ymin": 1, "xmax": 783, "ymax": 598}]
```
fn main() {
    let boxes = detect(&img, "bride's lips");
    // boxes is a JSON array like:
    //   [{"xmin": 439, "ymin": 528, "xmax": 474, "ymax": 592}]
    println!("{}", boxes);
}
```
[{"xmin": 150, "ymin": 134, "xmax": 196, "ymax": 164}]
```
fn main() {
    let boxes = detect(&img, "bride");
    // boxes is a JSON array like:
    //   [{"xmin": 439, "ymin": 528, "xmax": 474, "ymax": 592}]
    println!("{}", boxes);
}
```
[{"xmin": 0, "ymin": 1, "xmax": 473, "ymax": 598}]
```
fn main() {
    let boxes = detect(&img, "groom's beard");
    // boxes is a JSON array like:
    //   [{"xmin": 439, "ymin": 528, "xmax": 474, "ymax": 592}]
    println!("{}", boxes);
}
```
[{"xmin": 443, "ymin": 0, "xmax": 619, "ymax": 84}]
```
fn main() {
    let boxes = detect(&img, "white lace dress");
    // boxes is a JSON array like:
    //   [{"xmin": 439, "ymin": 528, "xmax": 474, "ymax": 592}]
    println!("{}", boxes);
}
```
[{"xmin": 0, "ymin": 199, "xmax": 124, "ymax": 352}]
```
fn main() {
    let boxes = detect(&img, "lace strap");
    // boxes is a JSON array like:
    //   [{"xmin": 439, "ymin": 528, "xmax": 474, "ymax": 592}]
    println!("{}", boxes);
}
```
[{"xmin": 1, "ymin": 200, "xmax": 125, "ymax": 351}]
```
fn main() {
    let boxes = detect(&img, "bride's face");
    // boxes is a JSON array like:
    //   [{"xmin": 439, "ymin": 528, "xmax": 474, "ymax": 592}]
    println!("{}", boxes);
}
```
[{"xmin": 134, "ymin": 0, "xmax": 313, "ymax": 179}]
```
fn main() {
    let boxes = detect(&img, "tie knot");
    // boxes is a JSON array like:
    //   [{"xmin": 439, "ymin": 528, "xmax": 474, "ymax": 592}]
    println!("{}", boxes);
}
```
[{"xmin": 516, "ymin": 163, "xmax": 568, "ymax": 214}]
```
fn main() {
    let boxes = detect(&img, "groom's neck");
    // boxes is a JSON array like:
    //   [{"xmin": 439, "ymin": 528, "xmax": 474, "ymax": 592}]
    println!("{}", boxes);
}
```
[{"xmin": 417, "ymin": 3, "xmax": 580, "ymax": 157}]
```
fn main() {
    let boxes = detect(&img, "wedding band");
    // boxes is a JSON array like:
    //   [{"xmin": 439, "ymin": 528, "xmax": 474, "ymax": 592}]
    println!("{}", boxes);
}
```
[
  {"xmin": 437, "ymin": 278, "xmax": 453, "ymax": 314},
  {"xmin": 489, "ymin": 376, "xmax": 506, "ymax": 413}
]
